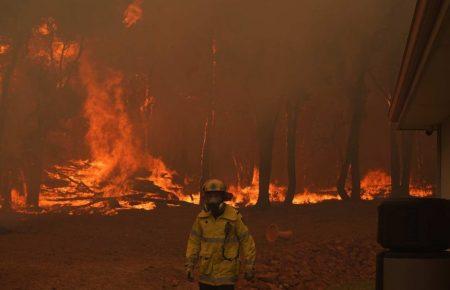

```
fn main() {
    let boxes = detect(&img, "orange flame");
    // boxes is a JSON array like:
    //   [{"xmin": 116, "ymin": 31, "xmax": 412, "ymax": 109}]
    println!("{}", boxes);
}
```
[
  {"xmin": 29, "ymin": 18, "xmax": 80, "ymax": 68},
  {"xmin": 0, "ymin": 44, "xmax": 10, "ymax": 55},
  {"xmin": 36, "ymin": 57, "xmax": 194, "ymax": 213},
  {"xmin": 293, "ymin": 190, "xmax": 340, "ymax": 204},
  {"xmin": 229, "ymin": 167, "xmax": 286, "ymax": 206},
  {"xmin": 11, "ymin": 189, "xmax": 26, "ymax": 210},
  {"xmin": 123, "ymin": 0, "xmax": 143, "ymax": 28},
  {"xmin": 79, "ymin": 57, "xmax": 140, "ymax": 196},
  {"xmin": 361, "ymin": 170, "xmax": 391, "ymax": 200}
]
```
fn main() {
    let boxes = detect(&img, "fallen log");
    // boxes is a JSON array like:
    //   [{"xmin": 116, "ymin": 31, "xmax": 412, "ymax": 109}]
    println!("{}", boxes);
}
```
[{"xmin": 44, "ymin": 170, "xmax": 101, "ymax": 195}]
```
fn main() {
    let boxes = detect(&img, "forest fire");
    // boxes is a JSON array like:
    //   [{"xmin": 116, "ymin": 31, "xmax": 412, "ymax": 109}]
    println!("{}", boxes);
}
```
[
  {"xmin": 123, "ymin": 0, "xmax": 144, "ymax": 28},
  {"xmin": 1, "ymin": 1, "xmax": 447, "ymax": 289},
  {"xmin": 17, "ymin": 164, "xmax": 430, "ymax": 215},
  {"xmin": 0, "ymin": 0, "xmax": 436, "ymax": 217},
  {"xmin": 2, "ymin": 44, "xmax": 434, "ymax": 214}
]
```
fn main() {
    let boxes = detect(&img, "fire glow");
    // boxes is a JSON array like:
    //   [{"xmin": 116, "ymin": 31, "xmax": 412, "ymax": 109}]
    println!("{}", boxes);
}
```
[
  {"xmin": 123, "ymin": 0, "xmax": 144, "ymax": 28},
  {"xmin": 1, "ymin": 8, "xmax": 433, "ymax": 216},
  {"xmin": 0, "ymin": 44, "xmax": 10, "ymax": 55},
  {"xmin": 33, "ymin": 164, "xmax": 432, "ymax": 215}
]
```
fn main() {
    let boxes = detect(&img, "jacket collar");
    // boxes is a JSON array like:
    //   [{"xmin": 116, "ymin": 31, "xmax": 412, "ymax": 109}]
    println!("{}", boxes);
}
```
[{"xmin": 198, "ymin": 204, "xmax": 238, "ymax": 221}]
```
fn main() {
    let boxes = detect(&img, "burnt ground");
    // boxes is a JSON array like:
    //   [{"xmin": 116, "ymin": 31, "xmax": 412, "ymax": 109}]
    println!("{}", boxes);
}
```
[{"xmin": 0, "ymin": 201, "xmax": 380, "ymax": 290}]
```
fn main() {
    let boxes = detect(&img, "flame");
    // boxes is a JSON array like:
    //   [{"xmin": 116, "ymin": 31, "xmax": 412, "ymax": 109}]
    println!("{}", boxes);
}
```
[
  {"xmin": 52, "ymin": 41, "xmax": 80, "ymax": 59},
  {"xmin": 79, "ymin": 57, "xmax": 140, "ymax": 196},
  {"xmin": 11, "ymin": 189, "xmax": 26, "ymax": 210},
  {"xmin": 410, "ymin": 187, "xmax": 433, "ymax": 197},
  {"xmin": 123, "ymin": 0, "xmax": 143, "ymax": 28},
  {"xmin": 37, "ymin": 18, "xmax": 56, "ymax": 36},
  {"xmin": 228, "ymin": 168, "xmax": 431, "ymax": 206},
  {"xmin": 146, "ymin": 157, "xmax": 199, "ymax": 203},
  {"xmin": 35, "ymin": 57, "xmax": 194, "ymax": 214},
  {"xmin": 140, "ymin": 96, "xmax": 155, "ymax": 113},
  {"xmin": 360, "ymin": 170, "xmax": 432, "ymax": 200},
  {"xmin": 361, "ymin": 170, "xmax": 391, "ymax": 200},
  {"xmin": 0, "ymin": 44, "xmax": 10, "ymax": 55},
  {"xmin": 28, "ymin": 57, "xmax": 433, "ymax": 215},
  {"xmin": 293, "ymin": 190, "xmax": 340, "ymax": 204},
  {"xmin": 229, "ymin": 167, "xmax": 286, "ymax": 206},
  {"xmin": 28, "ymin": 18, "xmax": 80, "ymax": 68}
]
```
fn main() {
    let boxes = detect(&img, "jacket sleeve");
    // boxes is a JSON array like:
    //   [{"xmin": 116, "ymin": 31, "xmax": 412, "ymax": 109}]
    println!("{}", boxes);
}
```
[
  {"xmin": 236, "ymin": 214, "xmax": 256, "ymax": 272},
  {"xmin": 185, "ymin": 217, "xmax": 202, "ymax": 271}
]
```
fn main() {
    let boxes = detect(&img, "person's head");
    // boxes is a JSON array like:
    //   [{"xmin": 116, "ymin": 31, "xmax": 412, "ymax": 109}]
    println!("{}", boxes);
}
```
[{"xmin": 202, "ymin": 179, "xmax": 230, "ymax": 216}]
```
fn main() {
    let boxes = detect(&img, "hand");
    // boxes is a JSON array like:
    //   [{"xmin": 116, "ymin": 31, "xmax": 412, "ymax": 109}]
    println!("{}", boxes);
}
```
[
  {"xmin": 187, "ymin": 268, "xmax": 194, "ymax": 282},
  {"xmin": 244, "ymin": 270, "xmax": 254, "ymax": 281}
]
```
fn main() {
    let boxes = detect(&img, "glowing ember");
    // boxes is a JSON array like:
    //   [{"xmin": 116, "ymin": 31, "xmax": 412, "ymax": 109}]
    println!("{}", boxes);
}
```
[{"xmin": 123, "ymin": 0, "xmax": 143, "ymax": 28}]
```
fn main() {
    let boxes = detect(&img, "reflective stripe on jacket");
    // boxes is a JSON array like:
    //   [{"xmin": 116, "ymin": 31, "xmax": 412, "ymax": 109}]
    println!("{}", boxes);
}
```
[{"xmin": 185, "ymin": 204, "xmax": 256, "ymax": 286}]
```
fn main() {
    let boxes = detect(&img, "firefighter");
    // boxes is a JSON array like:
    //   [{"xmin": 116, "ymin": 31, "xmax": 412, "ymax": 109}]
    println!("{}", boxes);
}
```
[{"xmin": 185, "ymin": 179, "xmax": 256, "ymax": 290}]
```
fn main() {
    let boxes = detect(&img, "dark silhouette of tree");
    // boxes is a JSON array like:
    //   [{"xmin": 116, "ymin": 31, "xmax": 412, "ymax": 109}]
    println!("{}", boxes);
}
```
[{"xmin": 256, "ymin": 101, "xmax": 281, "ymax": 208}]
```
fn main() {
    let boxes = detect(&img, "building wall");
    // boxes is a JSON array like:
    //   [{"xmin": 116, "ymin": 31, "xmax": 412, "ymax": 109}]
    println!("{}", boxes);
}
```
[{"xmin": 442, "ymin": 117, "xmax": 450, "ymax": 198}]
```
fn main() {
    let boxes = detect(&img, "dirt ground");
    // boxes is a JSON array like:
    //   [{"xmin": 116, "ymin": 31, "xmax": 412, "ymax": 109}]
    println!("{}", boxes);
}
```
[{"xmin": 0, "ymin": 201, "xmax": 381, "ymax": 290}]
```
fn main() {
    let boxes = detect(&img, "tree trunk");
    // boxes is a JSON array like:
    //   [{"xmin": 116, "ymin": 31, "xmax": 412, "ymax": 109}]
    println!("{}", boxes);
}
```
[
  {"xmin": 399, "ymin": 133, "xmax": 413, "ymax": 196},
  {"xmin": 390, "ymin": 127, "xmax": 401, "ymax": 197},
  {"xmin": 232, "ymin": 155, "xmax": 254, "ymax": 189},
  {"xmin": 24, "ymin": 151, "xmax": 43, "ymax": 208},
  {"xmin": 199, "ymin": 110, "xmax": 214, "ymax": 204},
  {"xmin": 0, "ymin": 30, "xmax": 26, "ymax": 210},
  {"xmin": 256, "ymin": 105, "xmax": 280, "ymax": 208},
  {"xmin": 350, "ymin": 131, "xmax": 361, "ymax": 200},
  {"xmin": 284, "ymin": 98, "xmax": 299, "ymax": 205},
  {"xmin": 24, "ymin": 99, "xmax": 45, "ymax": 208},
  {"xmin": 336, "ymin": 77, "xmax": 366, "ymax": 201}
]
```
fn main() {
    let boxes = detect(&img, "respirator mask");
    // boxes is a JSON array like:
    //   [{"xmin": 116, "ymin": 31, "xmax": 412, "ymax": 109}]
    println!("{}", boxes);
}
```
[{"xmin": 205, "ymin": 192, "xmax": 225, "ymax": 217}]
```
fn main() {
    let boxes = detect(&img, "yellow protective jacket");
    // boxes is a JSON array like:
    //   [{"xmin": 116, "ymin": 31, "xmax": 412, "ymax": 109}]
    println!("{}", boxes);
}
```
[{"xmin": 185, "ymin": 204, "xmax": 256, "ymax": 286}]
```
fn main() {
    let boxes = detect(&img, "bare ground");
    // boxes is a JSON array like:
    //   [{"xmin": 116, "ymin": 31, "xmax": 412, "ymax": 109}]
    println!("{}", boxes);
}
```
[{"xmin": 0, "ymin": 201, "xmax": 381, "ymax": 290}]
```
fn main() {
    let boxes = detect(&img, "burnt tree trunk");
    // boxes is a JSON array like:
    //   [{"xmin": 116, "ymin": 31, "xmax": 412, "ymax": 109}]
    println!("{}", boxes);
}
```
[
  {"xmin": 390, "ymin": 127, "xmax": 401, "ymax": 197},
  {"xmin": 24, "ymin": 84, "xmax": 45, "ymax": 208},
  {"xmin": 24, "ymin": 142, "xmax": 43, "ymax": 208},
  {"xmin": 350, "ymin": 125, "xmax": 362, "ymax": 201},
  {"xmin": 336, "ymin": 76, "xmax": 366, "ymax": 201},
  {"xmin": 399, "ymin": 133, "xmax": 413, "ymax": 196},
  {"xmin": 199, "ymin": 35, "xmax": 217, "ymax": 205},
  {"xmin": 232, "ymin": 155, "xmax": 254, "ymax": 189},
  {"xmin": 199, "ymin": 110, "xmax": 214, "ymax": 204},
  {"xmin": 0, "ymin": 29, "xmax": 26, "ymax": 210},
  {"xmin": 284, "ymin": 98, "xmax": 300, "ymax": 205},
  {"xmin": 256, "ymin": 104, "xmax": 280, "ymax": 208}
]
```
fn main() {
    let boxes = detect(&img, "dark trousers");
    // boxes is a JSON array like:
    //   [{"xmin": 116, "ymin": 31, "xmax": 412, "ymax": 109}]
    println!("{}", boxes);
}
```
[{"xmin": 199, "ymin": 282, "xmax": 235, "ymax": 290}]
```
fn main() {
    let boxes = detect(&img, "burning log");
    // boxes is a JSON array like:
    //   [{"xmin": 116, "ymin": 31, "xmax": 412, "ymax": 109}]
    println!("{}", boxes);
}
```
[{"xmin": 45, "ymin": 170, "xmax": 101, "ymax": 196}]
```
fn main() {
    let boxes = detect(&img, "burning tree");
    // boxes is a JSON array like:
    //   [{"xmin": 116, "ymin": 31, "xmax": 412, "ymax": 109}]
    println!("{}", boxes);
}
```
[{"xmin": 0, "ymin": 0, "xmax": 434, "ymax": 213}]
